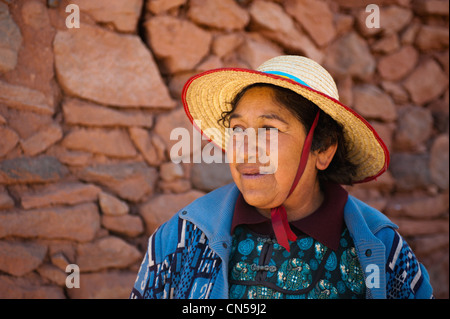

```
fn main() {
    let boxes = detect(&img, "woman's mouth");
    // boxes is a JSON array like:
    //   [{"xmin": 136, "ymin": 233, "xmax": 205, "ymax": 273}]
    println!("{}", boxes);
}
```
[
  {"xmin": 237, "ymin": 165, "xmax": 271, "ymax": 179},
  {"xmin": 242, "ymin": 172, "xmax": 264, "ymax": 179}
]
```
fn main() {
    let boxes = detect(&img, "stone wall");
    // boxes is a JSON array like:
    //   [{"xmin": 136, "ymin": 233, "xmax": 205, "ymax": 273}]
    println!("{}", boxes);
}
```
[{"xmin": 0, "ymin": 0, "xmax": 448, "ymax": 298}]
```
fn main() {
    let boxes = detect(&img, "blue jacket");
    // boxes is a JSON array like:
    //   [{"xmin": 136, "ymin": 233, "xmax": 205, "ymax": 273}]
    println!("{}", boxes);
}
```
[{"xmin": 130, "ymin": 183, "xmax": 433, "ymax": 299}]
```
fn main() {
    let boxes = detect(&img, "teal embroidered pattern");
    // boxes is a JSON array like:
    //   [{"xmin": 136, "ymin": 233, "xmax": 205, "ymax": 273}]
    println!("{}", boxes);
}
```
[{"xmin": 228, "ymin": 226, "xmax": 365, "ymax": 299}]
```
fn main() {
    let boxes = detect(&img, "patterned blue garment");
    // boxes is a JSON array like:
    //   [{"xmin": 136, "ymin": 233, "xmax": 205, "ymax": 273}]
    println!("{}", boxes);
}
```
[
  {"xmin": 386, "ymin": 231, "xmax": 425, "ymax": 299},
  {"xmin": 130, "ymin": 218, "xmax": 222, "ymax": 299},
  {"xmin": 228, "ymin": 226, "xmax": 366, "ymax": 299},
  {"xmin": 130, "ymin": 183, "xmax": 434, "ymax": 299}
]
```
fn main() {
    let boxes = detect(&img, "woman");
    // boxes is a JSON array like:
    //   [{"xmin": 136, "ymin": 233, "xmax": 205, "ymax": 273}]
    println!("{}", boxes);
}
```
[{"xmin": 130, "ymin": 56, "xmax": 433, "ymax": 299}]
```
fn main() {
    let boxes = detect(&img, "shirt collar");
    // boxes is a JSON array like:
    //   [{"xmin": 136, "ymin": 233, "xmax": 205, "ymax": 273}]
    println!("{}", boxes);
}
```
[{"xmin": 231, "ymin": 181, "xmax": 348, "ymax": 251}]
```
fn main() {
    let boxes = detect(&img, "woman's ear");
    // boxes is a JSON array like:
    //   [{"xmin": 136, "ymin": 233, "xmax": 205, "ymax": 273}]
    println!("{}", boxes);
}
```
[{"xmin": 315, "ymin": 143, "xmax": 338, "ymax": 170}]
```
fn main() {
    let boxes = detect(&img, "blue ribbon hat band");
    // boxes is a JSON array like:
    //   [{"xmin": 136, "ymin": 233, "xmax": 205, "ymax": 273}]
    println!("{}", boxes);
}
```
[{"xmin": 263, "ymin": 70, "xmax": 311, "ymax": 89}]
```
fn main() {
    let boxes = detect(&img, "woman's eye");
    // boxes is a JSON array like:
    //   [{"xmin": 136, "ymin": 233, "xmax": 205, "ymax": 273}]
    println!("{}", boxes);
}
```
[
  {"xmin": 232, "ymin": 126, "xmax": 245, "ymax": 133},
  {"xmin": 262, "ymin": 126, "xmax": 279, "ymax": 133}
]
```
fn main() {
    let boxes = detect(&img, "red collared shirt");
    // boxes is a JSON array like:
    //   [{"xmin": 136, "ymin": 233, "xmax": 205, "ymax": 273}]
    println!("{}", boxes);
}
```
[{"xmin": 230, "ymin": 181, "xmax": 349, "ymax": 251}]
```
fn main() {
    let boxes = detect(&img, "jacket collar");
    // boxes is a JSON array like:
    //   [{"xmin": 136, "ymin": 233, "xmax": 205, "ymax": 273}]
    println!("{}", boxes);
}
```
[
  {"xmin": 177, "ymin": 183, "xmax": 240, "ymax": 261},
  {"xmin": 177, "ymin": 182, "xmax": 397, "ymax": 244}
]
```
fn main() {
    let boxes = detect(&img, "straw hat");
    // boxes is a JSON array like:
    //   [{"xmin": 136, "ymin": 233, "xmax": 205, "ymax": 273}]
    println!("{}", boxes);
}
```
[{"xmin": 182, "ymin": 55, "xmax": 389, "ymax": 183}]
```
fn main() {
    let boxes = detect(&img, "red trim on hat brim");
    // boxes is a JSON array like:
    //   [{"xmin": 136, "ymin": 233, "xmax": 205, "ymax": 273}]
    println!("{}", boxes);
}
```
[{"xmin": 181, "ymin": 68, "xmax": 390, "ymax": 184}]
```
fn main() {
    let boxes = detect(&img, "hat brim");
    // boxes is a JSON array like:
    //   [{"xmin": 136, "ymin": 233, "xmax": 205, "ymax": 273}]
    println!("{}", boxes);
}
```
[{"xmin": 182, "ymin": 68, "xmax": 389, "ymax": 184}]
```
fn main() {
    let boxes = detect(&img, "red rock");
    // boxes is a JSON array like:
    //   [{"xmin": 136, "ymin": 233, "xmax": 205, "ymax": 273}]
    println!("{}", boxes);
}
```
[
  {"xmin": 212, "ymin": 33, "xmax": 244, "ymax": 58},
  {"xmin": 410, "ymin": 234, "xmax": 449, "ymax": 257},
  {"xmin": 350, "ymin": 169, "xmax": 396, "ymax": 193},
  {"xmin": 62, "ymin": 128, "xmax": 137, "ymax": 158},
  {"xmin": 0, "ymin": 190, "xmax": 14, "ymax": 210},
  {"xmin": 369, "ymin": 121, "xmax": 395, "ymax": 154},
  {"xmin": 378, "ymin": 46, "xmax": 419, "ymax": 81},
  {"xmin": 50, "ymin": 252, "xmax": 72, "ymax": 271},
  {"xmin": 0, "ymin": 240, "xmax": 47, "ymax": 276},
  {"xmin": 0, "ymin": 203, "xmax": 100, "ymax": 242},
  {"xmin": 334, "ymin": 14, "xmax": 355, "ymax": 37},
  {"xmin": 46, "ymin": 239, "xmax": 76, "ymax": 264},
  {"xmin": 53, "ymin": 25, "xmax": 174, "ymax": 109},
  {"xmin": 238, "ymin": 33, "xmax": 284, "ymax": 69},
  {"xmin": 0, "ymin": 156, "xmax": 68, "ymax": 184},
  {"xmin": 188, "ymin": 0, "xmax": 249, "ymax": 31},
  {"xmin": 21, "ymin": 1, "xmax": 50, "ymax": 29},
  {"xmin": 67, "ymin": 271, "xmax": 137, "ymax": 299},
  {"xmin": 129, "ymin": 127, "xmax": 164, "ymax": 166},
  {"xmin": 371, "ymin": 33, "xmax": 400, "ymax": 54},
  {"xmin": 394, "ymin": 106, "xmax": 433, "ymax": 152},
  {"xmin": 391, "ymin": 217, "xmax": 449, "ymax": 236},
  {"xmin": 336, "ymin": 76, "xmax": 353, "ymax": 107},
  {"xmin": 401, "ymin": 22, "xmax": 422, "ymax": 45},
  {"xmin": 413, "ymin": 0, "xmax": 450, "ymax": 16},
  {"xmin": 20, "ymin": 182, "xmax": 101, "ymax": 209},
  {"xmin": 284, "ymin": 0, "xmax": 336, "ymax": 47},
  {"xmin": 415, "ymin": 25, "xmax": 450, "ymax": 51},
  {"xmin": 160, "ymin": 162, "xmax": 184, "ymax": 182},
  {"xmin": 356, "ymin": 5, "xmax": 413, "ymax": 37},
  {"xmin": 144, "ymin": 16, "xmax": 212, "ymax": 73},
  {"xmin": 0, "ymin": 80, "xmax": 53, "ymax": 115},
  {"xmin": 147, "ymin": 0, "xmax": 187, "ymax": 14},
  {"xmin": 52, "ymin": 147, "xmax": 93, "ymax": 167},
  {"xmin": 403, "ymin": 59, "xmax": 449, "ymax": 105},
  {"xmin": 249, "ymin": 0, "xmax": 295, "ymax": 34},
  {"xmin": 20, "ymin": 123, "xmax": 63, "ymax": 156},
  {"xmin": 430, "ymin": 135, "xmax": 449, "ymax": 190},
  {"xmin": 191, "ymin": 161, "xmax": 234, "ymax": 192},
  {"xmin": 0, "ymin": 126, "xmax": 19, "ymax": 157},
  {"xmin": 36, "ymin": 264, "xmax": 67, "ymax": 286},
  {"xmin": 12, "ymin": 0, "xmax": 56, "ymax": 101},
  {"xmin": 0, "ymin": 107, "xmax": 54, "ymax": 140},
  {"xmin": 78, "ymin": 162, "xmax": 158, "ymax": 202},
  {"xmin": 435, "ymin": 50, "xmax": 449, "ymax": 75},
  {"xmin": 390, "ymin": 153, "xmax": 431, "ymax": 191},
  {"xmin": 140, "ymin": 190, "xmax": 205, "ymax": 235},
  {"xmin": 196, "ymin": 55, "xmax": 223, "ymax": 72},
  {"xmin": 76, "ymin": 236, "xmax": 141, "ymax": 272},
  {"xmin": 153, "ymin": 107, "xmax": 201, "ymax": 163},
  {"xmin": 101, "ymin": 214, "xmax": 144, "ymax": 237},
  {"xmin": 380, "ymin": 6, "xmax": 413, "ymax": 33},
  {"xmin": 0, "ymin": 2, "xmax": 22, "ymax": 73},
  {"xmin": 352, "ymin": 85, "xmax": 397, "ymax": 122},
  {"xmin": 99, "ymin": 192, "xmax": 129, "ymax": 216},
  {"xmin": 248, "ymin": 1, "xmax": 323, "ymax": 63},
  {"xmin": 0, "ymin": 275, "xmax": 65, "ymax": 299},
  {"xmin": 63, "ymin": 99, "xmax": 154, "ymax": 128},
  {"xmin": 71, "ymin": 0, "xmax": 143, "ymax": 32},
  {"xmin": 332, "ymin": 0, "xmax": 394, "ymax": 8},
  {"xmin": 324, "ymin": 32, "xmax": 376, "ymax": 80},
  {"xmin": 158, "ymin": 179, "xmax": 192, "ymax": 194},
  {"xmin": 386, "ymin": 193, "xmax": 449, "ymax": 219},
  {"xmin": 381, "ymin": 81, "xmax": 409, "ymax": 104}
]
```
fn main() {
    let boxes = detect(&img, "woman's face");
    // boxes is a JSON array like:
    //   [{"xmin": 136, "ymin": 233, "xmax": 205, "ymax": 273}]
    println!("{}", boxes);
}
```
[{"xmin": 227, "ymin": 86, "xmax": 320, "ymax": 214}]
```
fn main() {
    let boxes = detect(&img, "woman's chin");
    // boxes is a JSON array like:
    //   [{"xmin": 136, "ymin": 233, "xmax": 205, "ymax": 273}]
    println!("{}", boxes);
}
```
[{"xmin": 240, "ymin": 190, "xmax": 278, "ymax": 211}]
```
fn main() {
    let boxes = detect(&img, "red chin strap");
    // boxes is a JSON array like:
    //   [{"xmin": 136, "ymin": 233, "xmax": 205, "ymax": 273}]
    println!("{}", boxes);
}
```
[{"xmin": 270, "ymin": 111, "xmax": 320, "ymax": 252}]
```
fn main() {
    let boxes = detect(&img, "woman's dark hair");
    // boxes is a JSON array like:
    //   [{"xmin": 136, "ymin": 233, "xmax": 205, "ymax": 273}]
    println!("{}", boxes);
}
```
[{"xmin": 219, "ymin": 83, "xmax": 357, "ymax": 186}]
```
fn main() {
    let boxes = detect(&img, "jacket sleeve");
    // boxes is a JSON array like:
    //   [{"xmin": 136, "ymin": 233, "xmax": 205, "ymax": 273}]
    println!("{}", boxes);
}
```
[
  {"xmin": 384, "ymin": 229, "xmax": 434, "ymax": 299},
  {"xmin": 130, "ymin": 215, "xmax": 180, "ymax": 299},
  {"xmin": 129, "ymin": 223, "xmax": 164, "ymax": 299}
]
